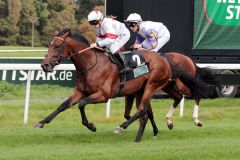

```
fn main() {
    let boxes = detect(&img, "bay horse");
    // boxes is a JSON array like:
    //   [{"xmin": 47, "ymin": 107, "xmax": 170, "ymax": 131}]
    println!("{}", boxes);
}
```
[
  {"xmin": 123, "ymin": 52, "xmax": 218, "ymax": 134},
  {"xmin": 35, "ymin": 28, "xmax": 180, "ymax": 142}
]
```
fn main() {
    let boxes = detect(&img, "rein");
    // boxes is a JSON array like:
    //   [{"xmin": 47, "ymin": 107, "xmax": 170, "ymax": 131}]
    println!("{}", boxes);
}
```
[
  {"xmin": 53, "ymin": 36, "xmax": 102, "ymax": 74},
  {"xmin": 68, "ymin": 47, "xmax": 105, "ymax": 74},
  {"xmin": 76, "ymin": 50, "xmax": 98, "ymax": 74}
]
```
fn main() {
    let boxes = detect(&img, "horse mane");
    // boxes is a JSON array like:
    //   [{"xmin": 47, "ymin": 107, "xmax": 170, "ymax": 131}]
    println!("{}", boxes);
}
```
[{"xmin": 58, "ymin": 28, "xmax": 90, "ymax": 46}]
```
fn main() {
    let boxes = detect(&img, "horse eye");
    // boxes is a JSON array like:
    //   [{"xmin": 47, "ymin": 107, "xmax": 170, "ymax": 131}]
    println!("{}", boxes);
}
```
[
  {"xmin": 54, "ymin": 45, "xmax": 60, "ymax": 49},
  {"xmin": 44, "ymin": 54, "xmax": 48, "ymax": 58}
]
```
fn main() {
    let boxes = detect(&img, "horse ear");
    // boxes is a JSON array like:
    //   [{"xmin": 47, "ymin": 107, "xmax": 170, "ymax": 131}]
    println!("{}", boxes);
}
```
[
  {"xmin": 62, "ymin": 31, "xmax": 70, "ymax": 38},
  {"xmin": 54, "ymin": 31, "xmax": 59, "ymax": 36}
]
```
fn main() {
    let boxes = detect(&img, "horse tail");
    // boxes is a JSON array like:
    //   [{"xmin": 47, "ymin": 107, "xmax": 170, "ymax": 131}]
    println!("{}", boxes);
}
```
[{"xmin": 174, "ymin": 65, "xmax": 219, "ymax": 99}]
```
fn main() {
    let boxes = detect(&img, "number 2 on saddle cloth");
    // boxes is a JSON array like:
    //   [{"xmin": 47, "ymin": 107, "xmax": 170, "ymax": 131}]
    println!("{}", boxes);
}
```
[{"xmin": 119, "ymin": 51, "xmax": 149, "ymax": 80}]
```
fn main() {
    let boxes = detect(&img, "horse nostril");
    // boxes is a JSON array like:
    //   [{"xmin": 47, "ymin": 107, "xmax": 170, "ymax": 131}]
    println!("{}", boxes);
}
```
[{"xmin": 41, "ymin": 64, "xmax": 48, "ymax": 71}]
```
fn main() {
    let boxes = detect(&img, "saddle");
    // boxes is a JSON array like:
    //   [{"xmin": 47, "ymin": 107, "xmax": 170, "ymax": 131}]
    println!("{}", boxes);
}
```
[
  {"xmin": 108, "ymin": 51, "xmax": 150, "ymax": 80},
  {"xmin": 108, "ymin": 51, "xmax": 150, "ymax": 96}
]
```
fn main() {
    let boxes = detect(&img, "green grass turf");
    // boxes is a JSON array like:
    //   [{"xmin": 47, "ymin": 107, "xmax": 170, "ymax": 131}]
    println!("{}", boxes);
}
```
[
  {"xmin": 0, "ymin": 46, "xmax": 47, "ymax": 57},
  {"xmin": 0, "ymin": 98, "xmax": 239, "ymax": 160}
]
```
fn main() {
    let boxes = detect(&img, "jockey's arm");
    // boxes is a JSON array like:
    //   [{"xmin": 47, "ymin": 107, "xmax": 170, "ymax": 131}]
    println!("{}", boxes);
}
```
[
  {"xmin": 141, "ymin": 30, "xmax": 158, "ymax": 50},
  {"xmin": 135, "ymin": 34, "xmax": 144, "ymax": 44},
  {"xmin": 131, "ymin": 35, "xmax": 144, "ymax": 49},
  {"xmin": 96, "ymin": 22, "xmax": 117, "ymax": 48},
  {"xmin": 97, "ymin": 37, "xmax": 115, "ymax": 47}
]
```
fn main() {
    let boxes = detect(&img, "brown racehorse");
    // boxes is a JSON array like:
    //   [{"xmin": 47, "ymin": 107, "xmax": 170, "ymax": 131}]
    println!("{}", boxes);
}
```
[
  {"xmin": 123, "ymin": 52, "xmax": 218, "ymax": 135},
  {"xmin": 35, "ymin": 28, "xmax": 181, "ymax": 142}
]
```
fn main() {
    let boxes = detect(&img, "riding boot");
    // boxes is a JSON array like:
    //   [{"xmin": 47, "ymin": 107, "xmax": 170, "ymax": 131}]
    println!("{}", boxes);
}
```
[{"xmin": 113, "ymin": 51, "xmax": 130, "ymax": 73}]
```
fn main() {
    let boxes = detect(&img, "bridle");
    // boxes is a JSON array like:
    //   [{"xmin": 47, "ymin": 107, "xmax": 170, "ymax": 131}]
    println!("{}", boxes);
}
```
[{"xmin": 50, "ymin": 36, "xmax": 98, "ymax": 74}]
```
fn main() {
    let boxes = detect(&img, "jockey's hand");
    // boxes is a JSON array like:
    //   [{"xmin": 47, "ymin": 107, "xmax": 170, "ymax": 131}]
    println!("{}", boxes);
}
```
[
  {"xmin": 90, "ymin": 43, "xmax": 97, "ymax": 48},
  {"xmin": 132, "ymin": 44, "xmax": 143, "ymax": 49}
]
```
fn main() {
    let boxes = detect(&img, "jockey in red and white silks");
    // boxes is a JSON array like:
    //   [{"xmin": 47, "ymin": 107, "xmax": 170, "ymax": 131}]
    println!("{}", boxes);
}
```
[
  {"xmin": 88, "ymin": 10, "xmax": 130, "ymax": 54},
  {"xmin": 125, "ymin": 13, "xmax": 170, "ymax": 53}
]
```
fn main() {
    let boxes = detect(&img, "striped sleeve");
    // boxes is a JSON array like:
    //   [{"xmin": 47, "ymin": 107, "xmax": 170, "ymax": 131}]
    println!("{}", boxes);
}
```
[{"xmin": 142, "ymin": 30, "xmax": 158, "ymax": 50}]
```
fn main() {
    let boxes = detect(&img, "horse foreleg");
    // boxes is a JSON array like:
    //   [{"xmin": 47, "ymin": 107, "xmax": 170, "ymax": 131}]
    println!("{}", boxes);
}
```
[
  {"xmin": 124, "ymin": 95, "xmax": 135, "ymax": 120},
  {"xmin": 193, "ymin": 99, "xmax": 202, "ymax": 127},
  {"xmin": 78, "ymin": 91, "xmax": 108, "ymax": 132},
  {"xmin": 35, "ymin": 89, "xmax": 82, "ymax": 128},
  {"xmin": 116, "ymin": 89, "xmax": 152, "ymax": 134}
]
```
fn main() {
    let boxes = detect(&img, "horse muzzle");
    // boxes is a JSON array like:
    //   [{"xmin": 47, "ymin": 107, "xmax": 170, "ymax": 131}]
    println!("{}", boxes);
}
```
[{"xmin": 41, "ymin": 63, "xmax": 54, "ymax": 72}]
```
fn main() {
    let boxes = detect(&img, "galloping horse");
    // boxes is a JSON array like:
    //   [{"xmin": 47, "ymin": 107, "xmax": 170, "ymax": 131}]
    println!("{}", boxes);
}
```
[
  {"xmin": 123, "ymin": 52, "xmax": 218, "ymax": 133},
  {"xmin": 35, "ymin": 28, "xmax": 180, "ymax": 142}
]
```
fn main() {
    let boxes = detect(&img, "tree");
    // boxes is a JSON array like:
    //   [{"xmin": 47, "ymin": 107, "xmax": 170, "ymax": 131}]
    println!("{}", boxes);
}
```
[
  {"xmin": 0, "ymin": 0, "xmax": 21, "ymax": 45},
  {"xmin": 17, "ymin": 0, "xmax": 40, "ymax": 46},
  {"xmin": 0, "ymin": 0, "xmax": 105, "ymax": 46},
  {"xmin": 0, "ymin": 0, "xmax": 8, "ymax": 18},
  {"xmin": 41, "ymin": 0, "xmax": 78, "ymax": 46},
  {"xmin": 75, "ymin": 0, "xmax": 104, "ymax": 22},
  {"xmin": 77, "ymin": 6, "xmax": 105, "ymax": 43},
  {"xmin": 34, "ymin": 1, "xmax": 50, "ymax": 36}
]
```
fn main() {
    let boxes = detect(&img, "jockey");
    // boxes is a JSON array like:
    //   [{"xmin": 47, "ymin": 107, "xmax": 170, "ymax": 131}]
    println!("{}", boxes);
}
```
[
  {"xmin": 125, "ymin": 13, "xmax": 170, "ymax": 53},
  {"xmin": 87, "ymin": 10, "xmax": 131, "ymax": 72}
]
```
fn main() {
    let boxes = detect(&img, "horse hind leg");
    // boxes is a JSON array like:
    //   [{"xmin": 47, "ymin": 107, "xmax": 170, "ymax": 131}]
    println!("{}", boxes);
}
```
[
  {"xmin": 165, "ymin": 99, "xmax": 182, "ymax": 130},
  {"xmin": 134, "ymin": 92, "xmax": 157, "ymax": 142},
  {"xmin": 135, "ymin": 113, "xmax": 148, "ymax": 142},
  {"xmin": 164, "ymin": 85, "xmax": 183, "ymax": 130},
  {"xmin": 114, "ymin": 89, "xmax": 150, "ymax": 142},
  {"xmin": 121, "ymin": 95, "xmax": 158, "ymax": 137},
  {"xmin": 193, "ymin": 98, "xmax": 202, "ymax": 127},
  {"xmin": 147, "ymin": 103, "xmax": 158, "ymax": 137},
  {"xmin": 124, "ymin": 95, "xmax": 135, "ymax": 120},
  {"xmin": 134, "ymin": 102, "xmax": 158, "ymax": 142}
]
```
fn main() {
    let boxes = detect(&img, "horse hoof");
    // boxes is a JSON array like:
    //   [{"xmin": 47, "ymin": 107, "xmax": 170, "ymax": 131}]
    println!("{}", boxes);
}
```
[
  {"xmin": 34, "ymin": 123, "xmax": 44, "ymax": 128},
  {"xmin": 194, "ymin": 119, "xmax": 203, "ymax": 127},
  {"xmin": 88, "ymin": 123, "xmax": 97, "ymax": 132},
  {"xmin": 167, "ymin": 123, "xmax": 173, "ymax": 130},
  {"xmin": 113, "ymin": 126, "xmax": 124, "ymax": 134},
  {"xmin": 196, "ymin": 122, "xmax": 203, "ymax": 127},
  {"xmin": 153, "ymin": 130, "xmax": 158, "ymax": 136},
  {"xmin": 134, "ymin": 139, "xmax": 141, "ymax": 143}
]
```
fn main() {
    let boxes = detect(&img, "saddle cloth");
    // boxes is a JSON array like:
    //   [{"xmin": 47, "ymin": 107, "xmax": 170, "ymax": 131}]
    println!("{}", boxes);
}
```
[
  {"xmin": 120, "ymin": 51, "xmax": 149, "ymax": 80},
  {"xmin": 120, "ymin": 51, "xmax": 146, "ymax": 69}
]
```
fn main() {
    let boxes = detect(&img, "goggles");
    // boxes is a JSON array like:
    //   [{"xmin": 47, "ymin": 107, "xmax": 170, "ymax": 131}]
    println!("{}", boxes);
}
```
[
  {"xmin": 127, "ymin": 22, "xmax": 137, "ymax": 28},
  {"xmin": 89, "ymin": 20, "xmax": 99, "ymax": 26}
]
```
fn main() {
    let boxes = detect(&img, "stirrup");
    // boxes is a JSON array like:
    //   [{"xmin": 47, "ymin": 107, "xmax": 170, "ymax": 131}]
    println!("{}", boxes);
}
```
[
  {"xmin": 120, "ymin": 66, "xmax": 131, "ymax": 73},
  {"xmin": 123, "ymin": 66, "xmax": 131, "ymax": 71}
]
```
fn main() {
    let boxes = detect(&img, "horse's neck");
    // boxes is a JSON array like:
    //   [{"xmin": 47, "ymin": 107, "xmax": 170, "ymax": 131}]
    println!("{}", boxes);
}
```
[
  {"xmin": 70, "ymin": 50, "xmax": 94, "ymax": 70},
  {"xmin": 71, "ymin": 49, "xmax": 110, "ymax": 72}
]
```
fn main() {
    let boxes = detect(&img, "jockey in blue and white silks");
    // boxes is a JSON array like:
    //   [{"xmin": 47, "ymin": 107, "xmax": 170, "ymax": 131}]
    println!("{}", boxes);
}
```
[{"xmin": 125, "ymin": 13, "xmax": 170, "ymax": 52}]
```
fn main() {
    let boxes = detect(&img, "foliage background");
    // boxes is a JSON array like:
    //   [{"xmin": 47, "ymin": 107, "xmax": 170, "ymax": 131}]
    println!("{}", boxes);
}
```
[{"xmin": 0, "ymin": 0, "xmax": 104, "ymax": 46}]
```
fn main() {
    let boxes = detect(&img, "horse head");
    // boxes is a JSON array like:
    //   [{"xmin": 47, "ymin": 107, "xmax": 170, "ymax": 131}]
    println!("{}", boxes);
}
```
[
  {"xmin": 41, "ymin": 29, "xmax": 72, "ymax": 72},
  {"xmin": 41, "ymin": 28, "xmax": 90, "ymax": 72}
]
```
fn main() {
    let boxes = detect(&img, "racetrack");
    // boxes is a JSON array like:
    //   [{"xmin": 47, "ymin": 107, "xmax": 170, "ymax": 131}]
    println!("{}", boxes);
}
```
[{"xmin": 0, "ymin": 98, "xmax": 240, "ymax": 160}]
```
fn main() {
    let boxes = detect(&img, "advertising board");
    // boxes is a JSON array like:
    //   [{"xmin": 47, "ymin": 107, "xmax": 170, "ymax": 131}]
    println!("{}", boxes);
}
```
[{"xmin": 0, "ymin": 58, "xmax": 76, "ymax": 87}]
